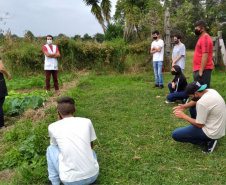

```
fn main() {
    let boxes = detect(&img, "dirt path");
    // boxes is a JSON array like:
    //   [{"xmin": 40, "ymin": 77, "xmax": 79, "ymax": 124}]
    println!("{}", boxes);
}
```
[{"xmin": 0, "ymin": 71, "xmax": 88, "ymax": 182}]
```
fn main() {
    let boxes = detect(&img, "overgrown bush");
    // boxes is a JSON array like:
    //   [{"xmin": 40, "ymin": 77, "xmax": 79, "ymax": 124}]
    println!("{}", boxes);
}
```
[{"xmin": 1, "ymin": 36, "xmax": 153, "ymax": 75}]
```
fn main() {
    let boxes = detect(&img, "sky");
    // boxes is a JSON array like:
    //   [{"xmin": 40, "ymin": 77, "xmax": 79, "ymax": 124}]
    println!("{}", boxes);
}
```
[{"xmin": 0, "ymin": 0, "xmax": 118, "ymax": 37}]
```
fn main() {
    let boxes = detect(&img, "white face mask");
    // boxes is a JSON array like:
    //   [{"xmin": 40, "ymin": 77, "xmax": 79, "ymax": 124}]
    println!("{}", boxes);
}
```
[{"xmin": 47, "ymin": 40, "xmax": 52, "ymax": 45}]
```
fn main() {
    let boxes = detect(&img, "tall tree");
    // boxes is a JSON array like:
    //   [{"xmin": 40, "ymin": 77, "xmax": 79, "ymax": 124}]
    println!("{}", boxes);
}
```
[{"xmin": 83, "ymin": 0, "xmax": 112, "ymax": 33}]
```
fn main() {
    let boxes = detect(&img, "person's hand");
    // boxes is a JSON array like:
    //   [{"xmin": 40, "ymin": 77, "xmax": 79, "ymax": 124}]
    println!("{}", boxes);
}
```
[
  {"xmin": 199, "ymin": 70, "xmax": 203, "ymax": 77},
  {"xmin": 172, "ymin": 82, "xmax": 175, "ymax": 89},
  {"xmin": 173, "ymin": 110, "xmax": 185, "ymax": 119},
  {"xmin": 173, "ymin": 104, "xmax": 186, "ymax": 112},
  {"xmin": 7, "ymin": 73, "xmax": 11, "ymax": 80}
]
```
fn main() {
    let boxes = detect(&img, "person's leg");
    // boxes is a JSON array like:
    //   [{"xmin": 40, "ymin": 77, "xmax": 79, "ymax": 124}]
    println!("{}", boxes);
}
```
[
  {"xmin": 153, "ymin": 61, "xmax": 159, "ymax": 85},
  {"xmin": 201, "ymin": 69, "xmax": 212, "ymax": 88},
  {"xmin": 158, "ymin": 61, "xmax": 163, "ymax": 85},
  {"xmin": 193, "ymin": 70, "xmax": 199, "ymax": 81},
  {"xmin": 62, "ymin": 150, "xmax": 99, "ymax": 185},
  {"xmin": 52, "ymin": 70, "xmax": 59, "ymax": 90},
  {"xmin": 168, "ymin": 82, "xmax": 175, "ymax": 93},
  {"xmin": 46, "ymin": 70, "xmax": 51, "ymax": 91},
  {"xmin": 189, "ymin": 106, "xmax": 197, "ymax": 119},
  {"xmin": 167, "ymin": 91, "xmax": 188, "ymax": 101},
  {"xmin": 172, "ymin": 125, "xmax": 211, "ymax": 145},
  {"xmin": 0, "ymin": 97, "xmax": 5, "ymax": 128},
  {"xmin": 46, "ymin": 145, "xmax": 61, "ymax": 185}
]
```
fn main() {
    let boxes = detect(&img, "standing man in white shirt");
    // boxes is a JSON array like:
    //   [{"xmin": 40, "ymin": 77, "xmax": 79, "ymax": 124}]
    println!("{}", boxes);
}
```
[
  {"xmin": 43, "ymin": 35, "xmax": 60, "ymax": 91},
  {"xmin": 47, "ymin": 97, "xmax": 99, "ymax": 185},
  {"xmin": 150, "ymin": 30, "xmax": 164, "ymax": 89}
]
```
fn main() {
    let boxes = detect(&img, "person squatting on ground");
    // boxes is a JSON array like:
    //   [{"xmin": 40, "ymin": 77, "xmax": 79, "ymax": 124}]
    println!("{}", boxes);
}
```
[
  {"xmin": 150, "ymin": 30, "xmax": 164, "ymax": 89},
  {"xmin": 0, "ymin": 57, "xmax": 11, "ymax": 129},
  {"xmin": 165, "ymin": 65, "xmax": 188, "ymax": 104},
  {"xmin": 193, "ymin": 20, "xmax": 213, "ymax": 88},
  {"xmin": 172, "ymin": 34, "xmax": 186, "ymax": 72},
  {"xmin": 172, "ymin": 81, "xmax": 226, "ymax": 153},
  {"xmin": 43, "ymin": 35, "xmax": 60, "ymax": 91},
  {"xmin": 46, "ymin": 97, "xmax": 99, "ymax": 185}
]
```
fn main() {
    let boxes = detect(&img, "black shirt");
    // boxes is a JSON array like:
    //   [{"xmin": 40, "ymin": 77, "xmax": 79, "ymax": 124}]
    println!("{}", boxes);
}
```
[{"xmin": 0, "ymin": 57, "xmax": 8, "ymax": 97}]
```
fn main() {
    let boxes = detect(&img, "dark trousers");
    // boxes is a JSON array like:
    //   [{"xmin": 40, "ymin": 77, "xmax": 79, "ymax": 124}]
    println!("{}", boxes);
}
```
[
  {"xmin": 0, "ymin": 97, "xmax": 5, "ymax": 127},
  {"xmin": 45, "ymin": 70, "xmax": 59, "ymax": 91},
  {"xmin": 167, "ymin": 83, "xmax": 188, "ymax": 101},
  {"xmin": 193, "ymin": 69, "xmax": 212, "ymax": 88}
]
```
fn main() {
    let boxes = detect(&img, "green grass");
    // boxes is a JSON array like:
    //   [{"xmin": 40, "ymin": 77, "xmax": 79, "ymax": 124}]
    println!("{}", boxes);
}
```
[
  {"xmin": 5, "ymin": 71, "xmax": 78, "ymax": 90},
  {"xmin": 1, "ymin": 51, "xmax": 226, "ymax": 184}
]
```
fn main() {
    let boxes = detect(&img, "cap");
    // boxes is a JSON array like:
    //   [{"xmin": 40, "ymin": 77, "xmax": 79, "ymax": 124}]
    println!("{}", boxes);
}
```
[{"xmin": 185, "ymin": 81, "xmax": 207, "ymax": 95}]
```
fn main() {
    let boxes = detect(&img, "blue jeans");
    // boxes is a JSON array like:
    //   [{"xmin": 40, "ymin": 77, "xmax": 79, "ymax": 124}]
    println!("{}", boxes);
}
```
[
  {"xmin": 46, "ymin": 145, "xmax": 99, "ymax": 185},
  {"xmin": 172, "ymin": 108, "xmax": 211, "ymax": 145},
  {"xmin": 153, "ymin": 61, "xmax": 163, "ymax": 85},
  {"xmin": 172, "ymin": 125, "xmax": 211, "ymax": 145},
  {"xmin": 167, "ymin": 83, "xmax": 188, "ymax": 101}
]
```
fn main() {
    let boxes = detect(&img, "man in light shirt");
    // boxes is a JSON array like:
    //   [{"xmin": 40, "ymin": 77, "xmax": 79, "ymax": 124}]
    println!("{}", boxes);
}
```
[
  {"xmin": 172, "ymin": 81, "xmax": 226, "ymax": 153},
  {"xmin": 47, "ymin": 97, "xmax": 99, "ymax": 185},
  {"xmin": 150, "ymin": 30, "xmax": 164, "ymax": 89}
]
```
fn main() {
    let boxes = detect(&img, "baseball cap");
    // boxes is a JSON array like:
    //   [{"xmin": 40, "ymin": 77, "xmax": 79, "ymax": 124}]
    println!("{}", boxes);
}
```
[{"xmin": 185, "ymin": 81, "xmax": 207, "ymax": 95}]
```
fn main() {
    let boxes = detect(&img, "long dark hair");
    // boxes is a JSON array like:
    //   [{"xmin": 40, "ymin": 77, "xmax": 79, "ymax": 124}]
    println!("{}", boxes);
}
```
[{"xmin": 173, "ymin": 65, "xmax": 186, "ymax": 80}]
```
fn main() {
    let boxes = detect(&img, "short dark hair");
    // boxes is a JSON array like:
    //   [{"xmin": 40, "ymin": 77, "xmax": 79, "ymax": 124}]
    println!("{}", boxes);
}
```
[
  {"xmin": 194, "ymin": 20, "xmax": 206, "ymax": 29},
  {"xmin": 174, "ymin": 34, "xmax": 182, "ymax": 40},
  {"xmin": 57, "ymin": 97, "xmax": 75, "ymax": 116},
  {"xmin": 46, "ymin": 35, "xmax": 53, "ymax": 40},
  {"xmin": 152, "ymin": 30, "xmax": 159, "ymax": 35}
]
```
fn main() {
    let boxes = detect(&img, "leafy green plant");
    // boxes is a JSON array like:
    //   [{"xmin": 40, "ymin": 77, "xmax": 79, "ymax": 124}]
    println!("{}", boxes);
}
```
[{"xmin": 3, "ymin": 90, "xmax": 48, "ymax": 116}]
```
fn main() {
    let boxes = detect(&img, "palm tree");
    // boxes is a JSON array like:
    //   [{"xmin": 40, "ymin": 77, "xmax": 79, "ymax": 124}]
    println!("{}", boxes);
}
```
[{"xmin": 83, "ymin": 0, "xmax": 112, "ymax": 33}]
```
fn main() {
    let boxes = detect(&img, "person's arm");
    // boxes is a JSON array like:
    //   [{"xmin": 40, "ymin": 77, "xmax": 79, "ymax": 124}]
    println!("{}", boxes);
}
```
[
  {"xmin": 173, "ymin": 55, "xmax": 182, "ymax": 64},
  {"xmin": 150, "ymin": 48, "xmax": 157, "ymax": 54},
  {"xmin": 173, "ymin": 110, "xmax": 204, "ymax": 128},
  {"xmin": 0, "ymin": 60, "xmax": 11, "ymax": 80},
  {"xmin": 91, "ymin": 141, "xmax": 93, "ymax": 149},
  {"xmin": 199, "ymin": 52, "xmax": 208, "ymax": 76},
  {"xmin": 173, "ymin": 101, "xmax": 196, "ymax": 112},
  {"xmin": 44, "ymin": 52, "xmax": 60, "ymax": 58},
  {"xmin": 155, "ymin": 46, "xmax": 162, "ymax": 52},
  {"xmin": 199, "ymin": 36, "xmax": 210, "ymax": 77}
]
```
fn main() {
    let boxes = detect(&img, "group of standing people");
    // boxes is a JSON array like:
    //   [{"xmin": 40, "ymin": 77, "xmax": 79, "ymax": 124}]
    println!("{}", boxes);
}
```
[{"xmin": 150, "ymin": 20, "xmax": 226, "ymax": 153}]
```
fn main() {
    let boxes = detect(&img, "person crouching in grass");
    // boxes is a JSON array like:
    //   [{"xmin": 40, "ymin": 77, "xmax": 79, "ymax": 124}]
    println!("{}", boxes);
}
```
[
  {"xmin": 165, "ymin": 65, "xmax": 189, "ymax": 104},
  {"xmin": 172, "ymin": 81, "xmax": 226, "ymax": 153}
]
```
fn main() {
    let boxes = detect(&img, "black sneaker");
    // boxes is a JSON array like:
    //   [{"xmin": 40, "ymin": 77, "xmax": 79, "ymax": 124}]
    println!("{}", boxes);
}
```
[
  {"xmin": 159, "ymin": 85, "xmax": 164, "ymax": 89},
  {"xmin": 165, "ymin": 100, "xmax": 176, "ymax": 103},
  {"xmin": 153, "ymin": 84, "xmax": 159, "ymax": 88},
  {"xmin": 182, "ymin": 98, "xmax": 189, "ymax": 104},
  {"xmin": 202, "ymin": 140, "xmax": 217, "ymax": 153}
]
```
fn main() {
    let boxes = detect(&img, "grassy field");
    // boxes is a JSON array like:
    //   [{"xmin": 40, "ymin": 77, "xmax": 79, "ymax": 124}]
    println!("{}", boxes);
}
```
[{"xmin": 1, "ymin": 51, "xmax": 226, "ymax": 184}]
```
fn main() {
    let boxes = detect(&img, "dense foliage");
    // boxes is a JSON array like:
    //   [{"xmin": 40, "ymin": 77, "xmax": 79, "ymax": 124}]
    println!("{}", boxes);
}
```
[{"xmin": 3, "ymin": 90, "xmax": 49, "ymax": 116}]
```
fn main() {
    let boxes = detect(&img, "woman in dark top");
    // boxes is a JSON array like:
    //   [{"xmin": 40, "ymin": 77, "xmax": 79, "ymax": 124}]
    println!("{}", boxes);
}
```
[
  {"xmin": 165, "ymin": 65, "xmax": 188, "ymax": 104},
  {"xmin": 0, "ymin": 57, "xmax": 11, "ymax": 129}
]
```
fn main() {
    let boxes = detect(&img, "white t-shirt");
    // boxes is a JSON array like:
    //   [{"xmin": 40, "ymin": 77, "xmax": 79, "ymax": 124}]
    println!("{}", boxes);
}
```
[
  {"xmin": 48, "ymin": 117, "xmax": 99, "ymax": 182},
  {"xmin": 196, "ymin": 89, "xmax": 226, "ymax": 139},
  {"xmin": 151, "ymin": 39, "xmax": 164, "ymax": 62}
]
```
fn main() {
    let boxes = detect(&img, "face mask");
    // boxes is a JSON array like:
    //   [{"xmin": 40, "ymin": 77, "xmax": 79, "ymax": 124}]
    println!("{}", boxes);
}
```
[
  {"xmin": 47, "ymin": 40, "xmax": 52, "ymax": 45},
  {"xmin": 174, "ymin": 40, "xmax": 179, "ymax": 44},
  {"xmin": 191, "ymin": 97, "xmax": 200, "ymax": 102},
  {"xmin": 153, "ymin": 37, "xmax": 157, "ymax": 40},
  {"xmin": 195, "ymin": 29, "xmax": 202, "ymax": 36},
  {"xmin": 171, "ymin": 71, "xmax": 177, "ymax": 75}
]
